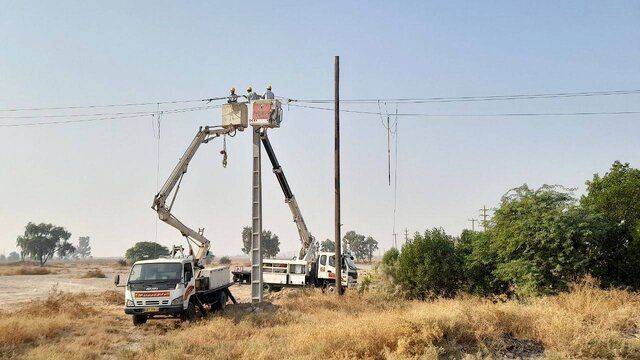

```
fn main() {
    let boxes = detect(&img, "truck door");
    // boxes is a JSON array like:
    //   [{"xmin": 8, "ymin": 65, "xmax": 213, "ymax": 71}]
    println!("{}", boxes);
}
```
[{"xmin": 318, "ymin": 254, "xmax": 330, "ymax": 280}]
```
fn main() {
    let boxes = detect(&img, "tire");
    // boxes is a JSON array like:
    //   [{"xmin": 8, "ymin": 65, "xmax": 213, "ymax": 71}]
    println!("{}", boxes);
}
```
[
  {"xmin": 326, "ymin": 283, "xmax": 336, "ymax": 293},
  {"xmin": 272, "ymin": 286, "xmax": 283, "ymax": 292},
  {"xmin": 132, "ymin": 314, "xmax": 147, "ymax": 326},
  {"xmin": 181, "ymin": 301, "xmax": 197, "ymax": 321},
  {"xmin": 263, "ymin": 283, "xmax": 272, "ymax": 293}
]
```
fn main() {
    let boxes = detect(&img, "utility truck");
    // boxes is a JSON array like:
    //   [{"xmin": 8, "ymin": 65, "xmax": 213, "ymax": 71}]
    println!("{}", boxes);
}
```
[
  {"xmin": 233, "ymin": 129, "xmax": 358, "ymax": 293},
  {"xmin": 116, "ymin": 122, "xmax": 244, "ymax": 325}
]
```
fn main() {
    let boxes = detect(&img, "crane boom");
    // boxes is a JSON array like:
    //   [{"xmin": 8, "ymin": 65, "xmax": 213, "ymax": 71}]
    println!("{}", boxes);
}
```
[
  {"xmin": 152, "ymin": 125, "xmax": 231, "ymax": 265},
  {"xmin": 259, "ymin": 130, "xmax": 317, "ymax": 262}
]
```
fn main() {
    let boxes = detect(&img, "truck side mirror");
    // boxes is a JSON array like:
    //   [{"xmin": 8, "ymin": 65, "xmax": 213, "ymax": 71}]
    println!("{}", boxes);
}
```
[{"xmin": 114, "ymin": 274, "xmax": 120, "ymax": 286}]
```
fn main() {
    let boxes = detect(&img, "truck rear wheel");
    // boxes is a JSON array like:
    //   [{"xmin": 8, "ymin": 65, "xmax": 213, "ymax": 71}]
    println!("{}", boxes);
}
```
[
  {"xmin": 263, "ymin": 283, "xmax": 272, "ymax": 293},
  {"xmin": 132, "ymin": 314, "xmax": 147, "ymax": 326}
]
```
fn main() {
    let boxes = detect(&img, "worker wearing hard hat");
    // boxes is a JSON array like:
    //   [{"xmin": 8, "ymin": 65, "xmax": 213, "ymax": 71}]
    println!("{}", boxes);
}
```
[
  {"xmin": 227, "ymin": 87, "xmax": 238, "ymax": 103},
  {"xmin": 262, "ymin": 85, "xmax": 275, "ymax": 100},
  {"xmin": 245, "ymin": 86, "xmax": 260, "ymax": 101}
]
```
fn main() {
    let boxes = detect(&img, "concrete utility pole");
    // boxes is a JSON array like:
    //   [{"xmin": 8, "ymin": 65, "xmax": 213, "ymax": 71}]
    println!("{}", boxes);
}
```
[
  {"xmin": 251, "ymin": 128, "xmax": 263, "ymax": 304},
  {"xmin": 334, "ymin": 55, "xmax": 342, "ymax": 296},
  {"xmin": 479, "ymin": 205, "xmax": 489, "ymax": 230},
  {"xmin": 468, "ymin": 218, "xmax": 477, "ymax": 231}
]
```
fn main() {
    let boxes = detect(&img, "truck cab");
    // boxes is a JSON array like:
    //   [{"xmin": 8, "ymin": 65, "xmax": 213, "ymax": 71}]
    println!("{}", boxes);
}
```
[
  {"xmin": 314, "ymin": 252, "xmax": 358, "ymax": 291},
  {"xmin": 116, "ymin": 257, "xmax": 232, "ymax": 325}
]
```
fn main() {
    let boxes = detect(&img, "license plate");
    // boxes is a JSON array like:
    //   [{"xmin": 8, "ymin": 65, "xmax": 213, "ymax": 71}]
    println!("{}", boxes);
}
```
[{"xmin": 144, "ymin": 307, "xmax": 159, "ymax": 313}]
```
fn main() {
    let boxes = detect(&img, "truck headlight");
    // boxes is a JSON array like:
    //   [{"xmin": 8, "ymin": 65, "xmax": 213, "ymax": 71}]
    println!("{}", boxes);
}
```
[
  {"xmin": 126, "ymin": 299, "xmax": 135, "ymax": 307},
  {"xmin": 171, "ymin": 296, "xmax": 184, "ymax": 305}
]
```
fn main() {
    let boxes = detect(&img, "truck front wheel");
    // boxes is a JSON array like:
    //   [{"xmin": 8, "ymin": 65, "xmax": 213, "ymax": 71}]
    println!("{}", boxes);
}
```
[
  {"xmin": 181, "ymin": 302, "xmax": 197, "ymax": 321},
  {"xmin": 132, "ymin": 314, "xmax": 147, "ymax": 326}
]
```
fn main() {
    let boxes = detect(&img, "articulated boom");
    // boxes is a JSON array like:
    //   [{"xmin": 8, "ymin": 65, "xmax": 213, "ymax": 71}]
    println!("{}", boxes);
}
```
[
  {"xmin": 260, "ymin": 131, "xmax": 317, "ymax": 262},
  {"xmin": 152, "ymin": 125, "xmax": 232, "ymax": 265}
]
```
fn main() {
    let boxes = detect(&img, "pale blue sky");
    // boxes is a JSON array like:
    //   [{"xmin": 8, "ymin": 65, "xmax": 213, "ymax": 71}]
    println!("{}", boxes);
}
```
[{"xmin": 1, "ymin": 1, "xmax": 639, "ymax": 257}]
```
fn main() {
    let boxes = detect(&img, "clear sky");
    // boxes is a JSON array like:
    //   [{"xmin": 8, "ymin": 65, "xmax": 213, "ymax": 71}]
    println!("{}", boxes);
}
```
[{"xmin": 1, "ymin": 1, "xmax": 639, "ymax": 257}]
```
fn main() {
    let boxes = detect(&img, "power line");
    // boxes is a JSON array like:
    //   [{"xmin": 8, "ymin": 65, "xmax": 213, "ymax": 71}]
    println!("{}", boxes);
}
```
[
  {"xmin": 287, "ymin": 103, "xmax": 640, "ymax": 117},
  {"xmin": 0, "ymin": 104, "xmax": 222, "ymax": 127},
  {"xmin": 282, "ymin": 89, "xmax": 640, "ymax": 104},
  {"xmin": 0, "ymin": 98, "xmax": 208, "ymax": 112}
]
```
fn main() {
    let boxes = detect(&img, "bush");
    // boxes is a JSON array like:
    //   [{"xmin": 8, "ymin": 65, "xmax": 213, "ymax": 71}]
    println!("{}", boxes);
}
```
[
  {"xmin": 396, "ymin": 228, "xmax": 462, "ymax": 299},
  {"xmin": 80, "ymin": 269, "xmax": 106, "ymax": 278},
  {"xmin": 219, "ymin": 256, "xmax": 231, "ymax": 265},
  {"xmin": 116, "ymin": 259, "xmax": 127, "ymax": 267},
  {"xmin": 381, "ymin": 248, "xmax": 399, "ymax": 266}
]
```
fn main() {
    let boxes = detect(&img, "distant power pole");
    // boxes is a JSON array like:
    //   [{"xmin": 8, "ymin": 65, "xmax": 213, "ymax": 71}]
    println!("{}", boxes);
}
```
[
  {"xmin": 334, "ymin": 55, "xmax": 342, "ymax": 297},
  {"xmin": 404, "ymin": 228, "xmax": 409, "ymax": 242},
  {"xmin": 468, "ymin": 218, "xmax": 477, "ymax": 231},
  {"xmin": 479, "ymin": 205, "xmax": 489, "ymax": 230}
]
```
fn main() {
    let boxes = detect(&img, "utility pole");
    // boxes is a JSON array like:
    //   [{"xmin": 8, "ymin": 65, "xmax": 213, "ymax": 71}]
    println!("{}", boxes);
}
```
[
  {"xmin": 334, "ymin": 55, "xmax": 342, "ymax": 296},
  {"xmin": 251, "ymin": 128, "xmax": 263, "ymax": 304},
  {"xmin": 479, "ymin": 205, "xmax": 489, "ymax": 230},
  {"xmin": 404, "ymin": 228, "xmax": 409, "ymax": 242},
  {"xmin": 468, "ymin": 218, "xmax": 477, "ymax": 231}
]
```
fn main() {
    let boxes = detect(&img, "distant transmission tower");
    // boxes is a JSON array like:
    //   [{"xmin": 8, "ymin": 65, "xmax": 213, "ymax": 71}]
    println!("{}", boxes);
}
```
[{"xmin": 479, "ymin": 205, "xmax": 489, "ymax": 230}]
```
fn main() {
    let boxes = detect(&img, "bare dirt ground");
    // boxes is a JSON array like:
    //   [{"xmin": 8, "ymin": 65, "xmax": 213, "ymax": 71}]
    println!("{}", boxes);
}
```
[{"xmin": 0, "ymin": 262, "xmax": 121, "ymax": 308}]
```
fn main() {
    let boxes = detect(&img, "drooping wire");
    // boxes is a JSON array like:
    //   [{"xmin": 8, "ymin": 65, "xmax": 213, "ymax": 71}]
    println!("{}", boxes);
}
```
[
  {"xmin": 391, "ymin": 106, "xmax": 399, "ymax": 249},
  {"xmin": 153, "ymin": 104, "xmax": 163, "ymax": 244}
]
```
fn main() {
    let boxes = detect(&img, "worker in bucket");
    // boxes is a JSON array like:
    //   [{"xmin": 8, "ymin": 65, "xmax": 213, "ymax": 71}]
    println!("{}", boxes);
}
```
[
  {"xmin": 245, "ymin": 86, "xmax": 260, "ymax": 101},
  {"xmin": 262, "ymin": 85, "xmax": 275, "ymax": 100},
  {"xmin": 227, "ymin": 87, "xmax": 238, "ymax": 103}
]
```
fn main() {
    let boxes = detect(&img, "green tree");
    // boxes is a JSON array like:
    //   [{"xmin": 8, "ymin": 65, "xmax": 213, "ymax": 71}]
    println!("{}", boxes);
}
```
[
  {"xmin": 0, "ymin": 254, "xmax": 5, "ymax": 262},
  {"xmin": 241, "ymin": 226, "xmax": 280, "ymax": 258},
  {"xmin": 343, "ymin": 231, "xmax": 367, "ymax": 261},
  {"xmin": 581, "ymin": 161, "xmax": 640, "ymax": 288},
  {"xmin": 219, "ymin": 256, "xmax": 231, "ymax": 265},
  {"xmin": 76, "ymin": 236, "xmax": 91, "ymax": 259},
  {"xmin": 381, "ymin": 247, "xmax": 399, "ymax": 266},
  {"xmin": 320, "ymin": 238, "xmax": 335, "ymax": 252},
  {"xmin": 456, "ymin": 230, "xmax": 507, "ymax": 295},
  {"xmin": 491, "ymin": 185, "xmax": 611, "ymax": 295},
  {"xmin": 7, "ymin": 251, "xmax": 20, "ymax": 262},
  {"xmin": 397, "ymin": 228, "xmax": 463, "ymax": 299},
  {"xmin": 364, "ymin": 236, "xmax": 378, "ymax": 262},
  {"xmin": 16, "ymin": 222, "xmax": 73, "ymax": 266},
  {"xmin": 125, "ymin": 242, "xmax": 169, "ymax": 263}
]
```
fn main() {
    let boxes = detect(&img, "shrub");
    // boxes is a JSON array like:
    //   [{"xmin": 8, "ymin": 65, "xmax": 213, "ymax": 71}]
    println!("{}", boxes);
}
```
[
  {"xmin": 381, "ymin": 248, "xmax": 399, "ymax": 266},
  {"xmin": 116, "ymin": 259, "xmax": 127, "ymax": 267},
  {"xmin": 81, "ymin": 269, "xmax": 106, "ymax": 278},
  {"xmin": 219, "ymin": 256, "xmax": 231, "ymax": 265},
  {"xmin": 396, "ymin": 228, "xmax": 463, "ymax": 299}
]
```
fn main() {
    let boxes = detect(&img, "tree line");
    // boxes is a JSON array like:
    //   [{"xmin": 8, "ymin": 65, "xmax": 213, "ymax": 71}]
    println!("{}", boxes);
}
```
[
  {"xmin": 382, "ymin": 161, "xmax": 640, "ymax": 298},
  {"xmin": 7, "ymin": 223, "xmax": 91, "ymax": 266}
]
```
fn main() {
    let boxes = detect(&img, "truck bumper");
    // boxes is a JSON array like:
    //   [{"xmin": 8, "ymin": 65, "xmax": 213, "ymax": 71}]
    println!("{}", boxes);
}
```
[{"xmin": 124, "ymin": 305, "xmax": 183, "ymax": 316}]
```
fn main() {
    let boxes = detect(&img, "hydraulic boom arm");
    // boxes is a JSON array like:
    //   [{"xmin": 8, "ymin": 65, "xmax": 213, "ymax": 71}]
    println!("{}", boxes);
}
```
[
  {"xmin": 260, "ymin": 130, "xmax": 317, "ymax": 261},
  {"xmin": 152, "ymin": 126, "xmax": 231, "ymax": 265}
]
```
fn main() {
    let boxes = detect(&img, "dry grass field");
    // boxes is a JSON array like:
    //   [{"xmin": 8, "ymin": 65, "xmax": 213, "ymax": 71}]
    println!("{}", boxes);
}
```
[{"xmin": 0, "ymin": 261, "xmax": 639, "ymax": 360}]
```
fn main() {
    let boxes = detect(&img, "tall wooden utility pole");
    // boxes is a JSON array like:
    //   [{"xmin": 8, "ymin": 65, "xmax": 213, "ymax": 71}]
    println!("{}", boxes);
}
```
[{"xmin": 334, "ymin": 55, "xmax": 342, "ymax": 296}]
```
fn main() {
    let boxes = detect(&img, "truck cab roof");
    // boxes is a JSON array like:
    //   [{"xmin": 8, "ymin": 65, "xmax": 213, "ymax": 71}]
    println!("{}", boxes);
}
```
[{"xmin": 132, "ymin": 257, "xmax": 191, "ymax": 265}]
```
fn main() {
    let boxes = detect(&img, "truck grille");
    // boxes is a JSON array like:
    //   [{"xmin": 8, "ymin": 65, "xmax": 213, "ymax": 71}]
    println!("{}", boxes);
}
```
[{"xmin": 136, "ymin": 300, "xmax": 169, "ymax": 306}]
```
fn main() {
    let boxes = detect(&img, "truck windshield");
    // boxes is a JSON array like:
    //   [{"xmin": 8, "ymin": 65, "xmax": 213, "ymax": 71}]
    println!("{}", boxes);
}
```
[
  {"xmin": 129, "ymin": 263, "xmax": 182, "ymax": 283},
  {"xmin": 345, "ymin": 257, "xmax": 357, "ymax": 271}
]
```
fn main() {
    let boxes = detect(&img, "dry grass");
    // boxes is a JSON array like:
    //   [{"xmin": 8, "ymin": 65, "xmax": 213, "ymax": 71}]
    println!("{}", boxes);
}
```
[
  {"xmin": 79, "ymin": 268, "xmax": 106, "ymax": 278},
  {"xmin": 0, "ymin": 279, "xmax": 639, "ymax": 359},
  {"xmin": 0, "ymin": 266, "xmax": 56, "ymax": 276}
]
